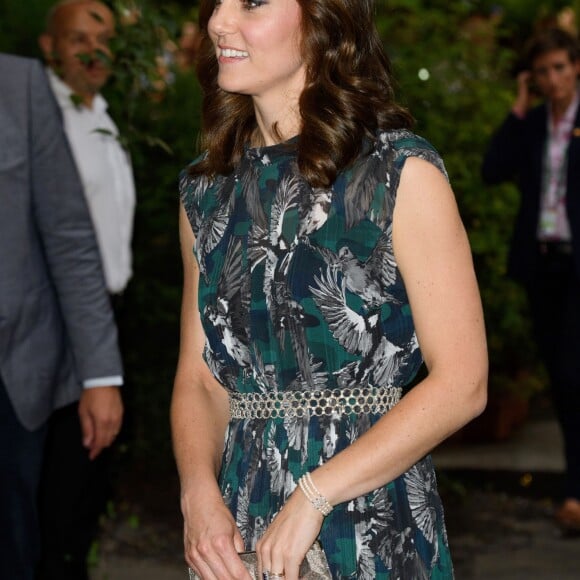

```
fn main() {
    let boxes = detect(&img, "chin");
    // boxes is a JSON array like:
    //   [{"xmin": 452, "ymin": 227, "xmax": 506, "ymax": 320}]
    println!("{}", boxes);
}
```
[{"xmin": 218, "ymin": 82, "xmax": 251, "ymax": 96}]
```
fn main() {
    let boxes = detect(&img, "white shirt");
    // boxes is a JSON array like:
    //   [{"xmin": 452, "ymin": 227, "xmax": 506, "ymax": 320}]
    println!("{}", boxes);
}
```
[
  {"xmin": 47, "ymin": 69, "xmax": 136, "ymax": 294},
  {"xmin": 538, "ymin": 90, "xmax": 579, "ymax": 241}
]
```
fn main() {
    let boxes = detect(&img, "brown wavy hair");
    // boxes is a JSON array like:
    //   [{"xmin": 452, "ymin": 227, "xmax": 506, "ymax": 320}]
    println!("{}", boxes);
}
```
[{"xmin": 192, "ymin": 0, "xmax": 413, "ymax": 188}]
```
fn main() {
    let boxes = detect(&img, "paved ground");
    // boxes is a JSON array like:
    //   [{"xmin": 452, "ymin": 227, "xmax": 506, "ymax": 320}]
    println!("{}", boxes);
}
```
[
  {"xmin": 91, "ymin": 400, "xmax": 580, "ymax": 579},
  {"xmin": 92, "ymin": 557, "xmax": 186, "ymax": 580},
  {"xmin": 434, "ymin": 401, "xmax": 580, "ymax": 579}
]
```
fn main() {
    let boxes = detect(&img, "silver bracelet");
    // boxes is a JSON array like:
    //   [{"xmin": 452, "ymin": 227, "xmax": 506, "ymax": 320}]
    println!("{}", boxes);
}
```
[{"xmin": 298, "ymin": 472, "xmax": 333, "ymax": 516}]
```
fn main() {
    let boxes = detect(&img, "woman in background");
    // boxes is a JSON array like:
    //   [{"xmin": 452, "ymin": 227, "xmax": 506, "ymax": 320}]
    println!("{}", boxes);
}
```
[{"xmin": 171, "ymin": 1, "xmax": 487, "ymax": 578}]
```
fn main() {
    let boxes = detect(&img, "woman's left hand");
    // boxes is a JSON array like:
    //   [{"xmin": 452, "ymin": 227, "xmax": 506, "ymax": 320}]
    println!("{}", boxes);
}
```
[{"xmin": 256, "ymin": 487, "xmax": 325, "ymax": 580}]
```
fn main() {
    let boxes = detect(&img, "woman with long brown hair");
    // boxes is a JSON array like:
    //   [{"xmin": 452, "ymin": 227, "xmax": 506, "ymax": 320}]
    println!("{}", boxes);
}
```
[{"xmin": 172, "ymin": 1, "xmax": 487, "ymax": 578}]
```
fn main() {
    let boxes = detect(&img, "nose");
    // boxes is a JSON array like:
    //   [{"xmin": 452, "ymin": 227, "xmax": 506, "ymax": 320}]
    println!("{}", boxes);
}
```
[
  {"xmin": 208, "ymin": 1, "xmax": 238, "ymax": 37},
  {"xmin": 81, "ymin": 36, "xmax": 101, "ymax": 56},
  {"xmin": 546, "ymin": 69, "xmax": 558, "ymax": 85},
  {"xmin": 88, "ymin": 40, "xmax": 100, "ymax": 55}
]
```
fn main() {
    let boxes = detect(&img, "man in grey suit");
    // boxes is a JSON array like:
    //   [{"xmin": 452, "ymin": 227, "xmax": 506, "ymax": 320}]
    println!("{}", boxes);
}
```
[
  {"xmin": 0, "ymin": 52, "xmax": 123, "ymax": 579},
  {"xmin": 37, "ymin": 3, "xmax": 137, "ymax": 578}
]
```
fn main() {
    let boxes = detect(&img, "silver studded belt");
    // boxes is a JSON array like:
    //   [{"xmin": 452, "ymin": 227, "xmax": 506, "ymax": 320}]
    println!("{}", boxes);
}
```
[{"xmin": 228, "ymin": 386, "xmax": 402, "ymax": 420}]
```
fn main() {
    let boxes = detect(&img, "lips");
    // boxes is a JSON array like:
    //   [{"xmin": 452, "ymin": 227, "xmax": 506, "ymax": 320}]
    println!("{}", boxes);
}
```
[{"xmin": 80, "ymin": 56, "xmax": 109, "ymax": 74}]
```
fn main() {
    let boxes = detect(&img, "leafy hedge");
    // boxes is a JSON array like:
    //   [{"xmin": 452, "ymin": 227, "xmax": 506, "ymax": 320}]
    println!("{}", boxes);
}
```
[{"xmin": 378, "ymin": 1, "xmax": 546, "ymax": 399}]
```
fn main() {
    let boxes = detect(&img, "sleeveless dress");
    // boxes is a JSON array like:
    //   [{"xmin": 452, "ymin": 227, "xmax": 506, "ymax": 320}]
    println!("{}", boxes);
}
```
[{"xmin": 180, "ymin": 129, "xmax": 454, "ymax": 579}]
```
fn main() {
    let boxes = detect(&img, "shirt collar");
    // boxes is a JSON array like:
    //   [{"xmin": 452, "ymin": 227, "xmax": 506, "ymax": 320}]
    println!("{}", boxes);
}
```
[
  {"xmin": 548, "ymin": 87, "xmax": 580, "ymax": 130},
  {"xmin": 46, "ymin": 67, "xmax": 108, "ymax": 115}
]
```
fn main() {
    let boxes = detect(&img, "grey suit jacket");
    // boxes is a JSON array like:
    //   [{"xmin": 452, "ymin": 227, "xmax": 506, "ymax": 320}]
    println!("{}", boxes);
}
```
[{"xmin": 0, "ymin": 53, "xmax": 122, "ymax": 430}]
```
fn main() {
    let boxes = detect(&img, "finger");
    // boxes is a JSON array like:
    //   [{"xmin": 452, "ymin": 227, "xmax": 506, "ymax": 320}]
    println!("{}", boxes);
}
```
[
  {"xmin": 233, "ymin": 531, "xmax": 246, "ymax": 554},
  {"xmin": 78, "ymin": 407, "xmax": 94, "ymax": 449},
  {"xmin": 88, "ymin": 419, "xmax": 117, "ymax": 460},
  {"xmin": 191, "ymin": 550, "xmax": 233, "ymax": 580},
  {"xmin": 281, "ymin": 557, "xmax": 300, "ymax": 580},
  {"xmin": 94, "ymin": 410, "xmax": 122, "ymax": 448},
  {"xmin": 257, "ymin": 543, "xmax": 268, "ymax": 580},
  {"xmin": 232, "ymin": 534, "xmax": 253, "ymax": 579},
  {"xmin": 222, "ymin": 541, "xmax": 252, "ymax": 579},
  {"xmin": 92, "ymin": 421, "xmax": 110, "ymax": 453},
  {"xmin": 88, "ymin": 442, "xmax": 104, "ymax": 461},
  {"xmin": 192, "ymin": 540, "xmax": 250, "ymax": 580},
  {"xmin": 257, "ymin": 535, "xmax": 276, "ymax": 579},
  {"xmin": 188, "ymin": 556, "xmax": 219, "ymax": 580},
  {"xmin": 90, "ymin": 425, "xmax": 110, "ymax": 459},
  {"xmin": 270, "ymin": 552, "xmax": 287, "ymax": 580},
  {"xmin": 274, "ymin": 547, "xmax": 302, "ymax": 580}
]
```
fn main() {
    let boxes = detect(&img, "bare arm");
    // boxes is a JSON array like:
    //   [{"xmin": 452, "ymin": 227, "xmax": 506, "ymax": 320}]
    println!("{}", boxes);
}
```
[
  {"xmin": 171, "ymin": 204, "xmax": 250, "ymax": 579},
  {"xmin": 312, "ymin": 157, "xmax": 487, "ymax": 502},
  {"xmin": 258, "ymin": 157, "xmax": 488, "ymax": 579},
  {"xmin": 171, "ymin": 205, "xmax": 229, "ymax": 490}
]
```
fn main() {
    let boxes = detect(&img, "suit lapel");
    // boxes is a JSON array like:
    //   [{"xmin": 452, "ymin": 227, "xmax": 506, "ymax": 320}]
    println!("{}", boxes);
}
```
[
  {"xmin": 531, "ymin": 105, "xmax": 547, "ymax": 188},
  {"xmin": 567, "ymin": 104, "xmax": 580, "ymax": 187}
]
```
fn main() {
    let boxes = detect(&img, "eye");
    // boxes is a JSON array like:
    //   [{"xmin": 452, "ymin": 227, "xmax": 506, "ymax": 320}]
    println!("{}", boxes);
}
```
[
  {"xmin": 97, "ymin": 34, "xmax": 112, "ymax": 46},
  {"xmin": 68, "ymin": 32, "xmax": 87, "ymax": 44},
  {"xmin": 213, "ymin": 0, "xmax": 265, "ymax": 13},
  {"xmin": 243, "ymin": 0, "xmax": 266, "ymax": 9}
]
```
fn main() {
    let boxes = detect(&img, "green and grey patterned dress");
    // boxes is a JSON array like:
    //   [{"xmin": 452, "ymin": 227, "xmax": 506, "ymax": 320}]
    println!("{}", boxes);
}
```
[{"xmin": 179, "ymin": 129, "xmax": 454, "ymax": 579}]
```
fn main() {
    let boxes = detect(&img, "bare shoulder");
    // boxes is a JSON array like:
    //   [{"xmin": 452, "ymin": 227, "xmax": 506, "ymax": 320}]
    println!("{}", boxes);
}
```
[{"xmin": 396, "ymin": 155, "xmax": 459, "ymax": 223}]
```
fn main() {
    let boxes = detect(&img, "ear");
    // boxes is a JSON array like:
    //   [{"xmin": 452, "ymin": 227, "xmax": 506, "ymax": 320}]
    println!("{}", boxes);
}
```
[{"xmin": 38, "ymin": 33, "xmax": 56, "ymax": 63}]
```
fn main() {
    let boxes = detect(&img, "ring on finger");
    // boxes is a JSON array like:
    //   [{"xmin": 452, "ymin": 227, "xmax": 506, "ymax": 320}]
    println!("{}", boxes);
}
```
[{"xmin": 269, "ymin": 573, "xmax": 285, "ymax": 580}]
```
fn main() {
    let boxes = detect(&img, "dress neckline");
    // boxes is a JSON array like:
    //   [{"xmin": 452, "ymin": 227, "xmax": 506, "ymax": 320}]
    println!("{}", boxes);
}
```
[{"xmin": 244, "ymin": 135, "xmax": 299, "ymax": 162}]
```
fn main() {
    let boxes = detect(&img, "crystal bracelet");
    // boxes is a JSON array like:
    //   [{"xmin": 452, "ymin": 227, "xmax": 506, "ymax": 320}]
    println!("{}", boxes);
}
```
[{"xmin": 298, "ymin": 472, "xmax": 333, "ymax": 516}]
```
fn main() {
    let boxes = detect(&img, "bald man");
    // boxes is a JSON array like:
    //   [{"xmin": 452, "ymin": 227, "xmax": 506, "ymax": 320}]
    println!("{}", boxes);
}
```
[
  {"xmin": 39, "ymin": 0, "xmax": 135, "ymax": 297},
  {"xmin": 37, "ymin": 2, "xmax": 135, "ymax": 578},
  {"xmin": 0, "ymin": 51, "xmax": 122, "ymax": 580}
]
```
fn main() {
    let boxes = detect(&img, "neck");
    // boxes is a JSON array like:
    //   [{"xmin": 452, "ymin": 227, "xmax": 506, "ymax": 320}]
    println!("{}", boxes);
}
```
[
  {"xmin": 252, "ymin": 96, "xmax": 301, "ymax": 147},
  {"xmin": 58, "ymin": 76, "xmax": 96, "ymax": 109},
  {"xmin": 80, "ymin": 93, "xmax": 96, "ymax": 108},
  {"xmin": 68, "ymin": 93, "xmax": 95, "ymax": 109},
  {"xmin": 551, "ymin": 91, "xmax": 577, "ymax": 124}
]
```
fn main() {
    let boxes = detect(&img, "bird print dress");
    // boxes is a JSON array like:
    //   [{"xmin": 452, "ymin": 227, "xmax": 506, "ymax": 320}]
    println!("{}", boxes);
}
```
[{"xmin": 180, "ymin": 129, "xmax": 454, "ymax": 579}]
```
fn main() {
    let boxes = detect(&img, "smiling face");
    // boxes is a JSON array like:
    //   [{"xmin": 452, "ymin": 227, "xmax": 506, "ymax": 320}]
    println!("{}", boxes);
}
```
[
  {"xmin": 532, "ymin": 49, "xmax": 580, "ymax": 111},
  {"xmin": 39, "ymin": 1, "xmax": 115, "ymax": 106},
  {"xmin": 207, "ymin": 0, "xmax": 306, "ymax": 109}
]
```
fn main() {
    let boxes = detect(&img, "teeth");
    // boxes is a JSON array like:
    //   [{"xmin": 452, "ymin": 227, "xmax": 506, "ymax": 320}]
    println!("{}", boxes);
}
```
[{"xmin": 221, "ymin": 48, "xmax": 249, "ymax": 58}]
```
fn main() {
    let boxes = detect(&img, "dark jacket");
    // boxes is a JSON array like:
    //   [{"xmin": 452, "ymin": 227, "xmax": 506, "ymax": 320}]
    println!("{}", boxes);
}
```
[{"xmin": 482, "ymin": 103, "xmax": 580, "ymax": 283}]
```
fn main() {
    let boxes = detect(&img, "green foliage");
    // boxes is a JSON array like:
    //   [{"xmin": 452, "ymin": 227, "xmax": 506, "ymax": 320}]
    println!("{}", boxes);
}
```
[
  {"xmin": 0, "ymin": 0, "xmax": 55, "ymax": 56},
  {"xmin": 118, "ymin": 68, "xmax": 203, "ymax": 465},
  {"xmin": 378, "ymin": 1, "xmax": 546, "ymax": 397},
  {"xmin": 100, "ymin": 3, "xmax": 203, "ymax": 466}
]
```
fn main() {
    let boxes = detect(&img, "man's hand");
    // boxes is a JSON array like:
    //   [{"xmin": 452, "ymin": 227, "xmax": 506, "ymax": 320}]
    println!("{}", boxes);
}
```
[
  {"xmin": 78, "ymin": 386, "xmax": 123, "ymax": 460},
  {"xmin": 512, "ymin": 70, "xmax": 534, "ymax": 118}
]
